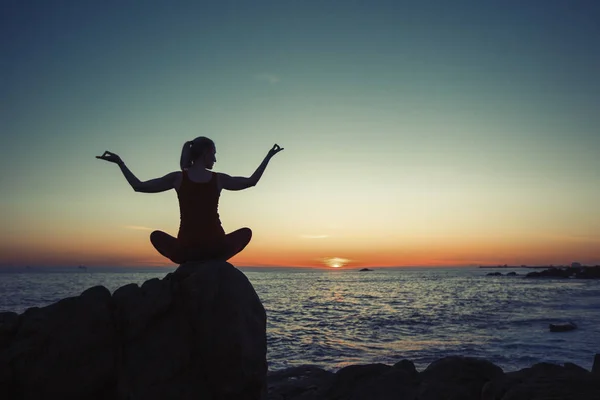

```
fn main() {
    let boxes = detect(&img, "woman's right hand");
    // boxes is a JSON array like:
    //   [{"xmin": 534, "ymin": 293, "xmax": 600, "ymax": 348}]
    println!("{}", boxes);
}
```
[{"xmin": 96, "ymin": 151, "xmax": 123, "ymax": 165}]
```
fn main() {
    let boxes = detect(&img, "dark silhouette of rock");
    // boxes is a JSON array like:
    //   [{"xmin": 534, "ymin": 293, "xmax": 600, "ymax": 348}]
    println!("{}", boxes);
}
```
[
  {"xmin": 393, "ymin": 359, "xmax": 419, "ymax": 378},
  {"xmin": 593, "ymin": 354, "xmax": 600, "ymax": 375},
  {"xmin": 418, "ymin": 356, "xmax": 504, "ymax": 400},
  {"xmin": 564, "ymin": 362, "xmax": 590, "ymax": 374},
  {"xmin": 7, "ymin": 286, "xmax": 116, "ymax": 400},
  {"xmin": 359, "ymin": 268, "xmax": 373, "ymax": 272},
  {"xmin": 526, "ymin": 266, "xmax": 600, "ymax": 279},
  {"xmin": 549, "ymin": 322, "xmax": 577, "ymax": 332},
  {"xmin": 322, "ymin": 362, "xmax": 420, "ymax": 400},
  {"xmin": 268, "ymin": 365, "xmax": 334, "ymax": 400},
  {"xmin": 575, "ymin": 266, "xmax": 600, "ymax": 279},
  {"xmin": 486, "ymin": 272, "xmax": 502, "ymax": 276},
  {"xmin": 481, "ymin": 362, "xmax": 600, "ymax": 400},
  {"xmin": 526, "ymin": 268, "xmax": 571, "ymax": 278},
  {"xmin": 0, "ymin": 261, "xmax": 267, "ymax": 400},
  {"xmin": 265, "ymin": 356, "xmax": 600, "ymax": 399},
  {"xmin": 506, "ymin": 271, "xmax": 518, "ymax": 276}
]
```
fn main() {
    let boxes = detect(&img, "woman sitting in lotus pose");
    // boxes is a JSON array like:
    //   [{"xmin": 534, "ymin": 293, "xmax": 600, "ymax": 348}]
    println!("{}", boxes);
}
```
[{"xmin": 97, "ymin": 138, "xmax": 283, "ymax": 264}]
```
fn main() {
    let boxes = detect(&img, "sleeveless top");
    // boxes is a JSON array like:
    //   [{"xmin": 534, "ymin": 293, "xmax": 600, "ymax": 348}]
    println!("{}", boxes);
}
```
[{"xmin": 177, "ymin": 170, "xmax": 225, "ymax": 247}]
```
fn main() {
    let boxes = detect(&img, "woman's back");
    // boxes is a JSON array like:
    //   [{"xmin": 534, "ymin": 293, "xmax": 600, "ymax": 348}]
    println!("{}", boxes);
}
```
[{"xmin": 177, "ymin": 170, "xmax": 225, "ymax": 246}]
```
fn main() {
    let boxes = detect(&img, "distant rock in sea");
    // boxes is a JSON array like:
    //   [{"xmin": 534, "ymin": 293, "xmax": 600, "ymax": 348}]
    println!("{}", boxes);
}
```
[
  {"xmin": 526, "ymin": 266, "xmax": 600, "ymax": 279},
  {"xmin": 486, "ymin": 271, "xmax": 519, "ymax": 277},
  {"xmin": 359, "ymin": 268, "xmax": 373, "ymax": 272},
  {"xmin": 0, "ymin": 261, "xmax": 267, "ymax": 399},
  {"xmin": 549, "ymin": 322, "xmax": 577, "ymax": 332}
]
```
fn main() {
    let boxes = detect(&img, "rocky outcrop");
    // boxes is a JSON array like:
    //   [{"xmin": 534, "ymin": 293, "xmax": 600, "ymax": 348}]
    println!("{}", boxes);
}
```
[
  {"xmin": 0, "ymin": 261, "xmax": 267, "ymax": 400},
  {"xmin": 549, "ymin": 322, "xmax": 577, "ymax": 332},
  {"xmin": 526, "ymin": 266, "xmax": 600, "ymax": 279},
  {"xmin": 268, "ymin": 356, "xmax": 600, "ymax": 400},
  {"xmin": 481, "ymin": 362, "xmax": 600, "ymax": 400}
]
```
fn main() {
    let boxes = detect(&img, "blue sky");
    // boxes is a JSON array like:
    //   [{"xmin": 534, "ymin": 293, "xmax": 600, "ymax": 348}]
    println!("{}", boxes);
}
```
[{"xmin": 1, "ymin": 1, "xmax": 599, "ymax": 267}]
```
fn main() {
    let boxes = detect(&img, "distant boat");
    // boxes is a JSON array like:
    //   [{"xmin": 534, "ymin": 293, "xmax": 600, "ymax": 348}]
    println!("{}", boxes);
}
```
[{"xmin": 549, "ymin": 322, "xmax": 577, "ymax": 332}]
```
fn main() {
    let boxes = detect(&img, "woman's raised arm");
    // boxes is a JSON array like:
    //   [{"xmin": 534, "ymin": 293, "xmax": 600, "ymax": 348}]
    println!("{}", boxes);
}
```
[
  {"xmin": 219, "ymin": 144, "xmax": 284, "ymax": 191},
  {"xmin": 96, "ymin": 150, "xmax": 178, "ymax": 193}
]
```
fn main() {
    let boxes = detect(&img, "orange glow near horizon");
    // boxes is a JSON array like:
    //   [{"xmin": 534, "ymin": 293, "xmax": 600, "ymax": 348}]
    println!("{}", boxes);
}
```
[
  {"xmin": 1, "ymin": 225, "xmax": 599, "ymax": 268},
  {"xmin": 1, "ymin": 235, "xmax": 599, "ymax": 268}
]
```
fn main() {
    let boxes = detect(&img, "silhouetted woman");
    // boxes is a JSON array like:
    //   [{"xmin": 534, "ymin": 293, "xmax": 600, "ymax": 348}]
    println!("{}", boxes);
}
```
[{"xmin": 97, "ymin": 138, "xmax": 283, "ymax": 264}]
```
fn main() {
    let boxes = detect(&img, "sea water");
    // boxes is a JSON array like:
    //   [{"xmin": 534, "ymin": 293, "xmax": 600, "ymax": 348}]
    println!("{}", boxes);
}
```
[{"xmin": 1, "ymin": 266, "xmax": 598, "ymax": 372}]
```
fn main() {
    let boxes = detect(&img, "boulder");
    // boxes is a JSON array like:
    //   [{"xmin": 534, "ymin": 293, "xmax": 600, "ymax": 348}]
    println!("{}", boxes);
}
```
[
  {"xmin": 575, "ymin": 266, "xmax": 600, "ymax": 279},
  {"xmin": 324, "ymin": 361, "xmax": 420, "ymax": 400},
  {"xmin": 526, "ymin": 268, "xmax": 573, "ymax": 278},
  {"xmin": 549, "ymin": 322, "xmax": 577, "ymax": 332},
  {"xmin": 564, "ymin": 362, "xmax": 590, "ymax": 374},
  {"xmin": 7, "ymin": 286, "xmax": 116, "ymax": 400},
  {"xmin": 482, "ymin": 362, "xmax": 600, "ymax": 400},
  {"xmin": 268, "ymin": 365, "xmax": 334, "ymax": 400},
  {"xmin": 0, "ymin": 261, "xmax": 267, "ymax": 400},
  {"xmin": 418, "ymin": 356, "xmax": 504, "ymax": 400}
]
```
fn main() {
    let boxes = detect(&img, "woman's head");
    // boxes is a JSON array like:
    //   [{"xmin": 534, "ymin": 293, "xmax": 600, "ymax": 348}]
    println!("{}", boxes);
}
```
[{"xmin": 180, "ymin": 137, "xmax": 216, "ymax": 170}]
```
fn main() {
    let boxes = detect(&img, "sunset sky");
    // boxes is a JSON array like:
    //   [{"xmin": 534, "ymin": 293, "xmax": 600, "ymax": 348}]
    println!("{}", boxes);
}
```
[{"xmin": 1, "ymin": 1, "xmax": 599, "ymax": 268}]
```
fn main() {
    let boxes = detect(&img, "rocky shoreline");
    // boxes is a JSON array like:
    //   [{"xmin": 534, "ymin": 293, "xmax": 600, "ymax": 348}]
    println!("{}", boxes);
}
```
[
  {"xmin": 1, "ymin": 261, "xmax": 599, "ymax": 399},
  {"xmin": 269, "ymin": 355, "xmax": 600, "ymax": 400},
  {"xmin": 525, "ymin": 265, "xmax": 600, "ymax": 279},
  {"xmin": 485, "ymin": 265, "xmax": 600, "ymax": 279}
]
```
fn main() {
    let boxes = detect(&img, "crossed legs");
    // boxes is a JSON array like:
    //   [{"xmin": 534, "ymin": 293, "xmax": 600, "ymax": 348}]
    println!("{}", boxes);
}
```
[{"xmin": 150, "ymin": 228, "xmax": 252, "ymax": 264}]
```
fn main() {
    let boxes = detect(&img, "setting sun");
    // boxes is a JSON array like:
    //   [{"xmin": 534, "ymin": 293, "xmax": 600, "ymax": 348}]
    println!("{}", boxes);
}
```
[{"xmin": 322, "ymin": 257, "xmax": 351, "ymax": 269}]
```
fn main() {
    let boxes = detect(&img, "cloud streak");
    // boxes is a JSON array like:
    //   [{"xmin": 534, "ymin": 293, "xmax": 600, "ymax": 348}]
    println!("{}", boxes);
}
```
[
  {"xmin": 255, "ymin": 73, "xmax": 280, "ymax": 84},
  {"xmin": 124, "ymin": 225, "xmax": 154, "ymax": 231}
]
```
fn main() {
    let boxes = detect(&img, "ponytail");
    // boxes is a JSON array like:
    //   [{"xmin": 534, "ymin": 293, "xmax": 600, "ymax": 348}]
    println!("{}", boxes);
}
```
[
  {"xmin": 180, "ymin": 141, "xmax": 194, "ymax": 170},
  {"xmin": 180, "ymin": 137, "xmax": 215, "ymax": 170}
]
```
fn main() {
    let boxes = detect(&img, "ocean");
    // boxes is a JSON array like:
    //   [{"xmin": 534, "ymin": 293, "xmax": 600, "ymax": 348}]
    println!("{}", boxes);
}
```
[{"xmin": 1, "ymin": 266, "xmax": 599, "ymax": 372}]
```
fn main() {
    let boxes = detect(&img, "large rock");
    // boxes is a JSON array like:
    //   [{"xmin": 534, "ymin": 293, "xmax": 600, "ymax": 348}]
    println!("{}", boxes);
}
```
[
  {"xmin": 418, "ymin": 356, "xmax": 504, "ymax": 400},
  {"xmin": 482, "ymin": 362, "xmax": 600, "ymax": 400},
  {"xmin": 593, "ymin": 354, "xmax": 600, "ymax": 375},
  {"xmin": 267, "ymin": 360, "xmax": 420, "ymax": 400},
  {"xmin": 5, "ymin": 286, "xmax": 116, "ymax": 400},
  {"xmin": 0, "ymin": 261, "xmax": 267, "ymax": 400},
  {"xmin": 268, "ymin": 365, "xmax": 334, "ymax": 400}
]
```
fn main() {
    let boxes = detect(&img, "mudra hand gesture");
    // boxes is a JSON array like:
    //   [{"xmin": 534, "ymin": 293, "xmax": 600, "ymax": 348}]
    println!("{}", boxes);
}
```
[
  {"xmin": 96, "ymin": 151, "xmax": 123, "ymax": 166},
  {"xmin": 268, "ymin": 144, "xmax": 284, "ymax": 158}
]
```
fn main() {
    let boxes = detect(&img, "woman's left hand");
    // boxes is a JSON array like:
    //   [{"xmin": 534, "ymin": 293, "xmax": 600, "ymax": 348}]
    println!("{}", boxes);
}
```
[{"xmin": 268, "ymin": 144, "xmax": 284, "ymax": 158}]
